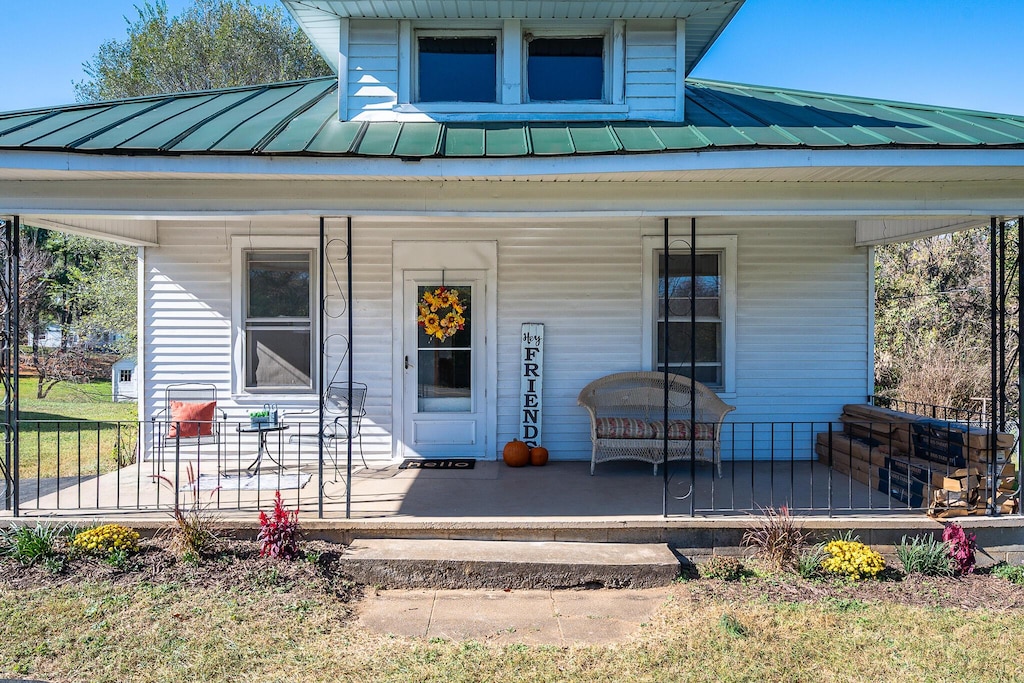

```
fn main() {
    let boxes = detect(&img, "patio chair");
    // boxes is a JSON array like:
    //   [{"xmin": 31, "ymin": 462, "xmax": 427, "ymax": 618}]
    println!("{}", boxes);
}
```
[
  {"xmin": 152, "ymin": 382, "xmax": 227, "ymax": 472},
  {"xmin": 288, "ymin": 381, "xmax": 368, "ymax": 469}
]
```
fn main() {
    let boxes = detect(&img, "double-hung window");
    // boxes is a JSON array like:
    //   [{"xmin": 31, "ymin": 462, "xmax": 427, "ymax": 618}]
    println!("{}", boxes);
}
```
[
  {"xmin": 642, "ymin": 235, "xmax": 736, "ymax": 393},
  {"xmin": 241, "ymin": 249, "xmax": 314, "ymax": 392}
]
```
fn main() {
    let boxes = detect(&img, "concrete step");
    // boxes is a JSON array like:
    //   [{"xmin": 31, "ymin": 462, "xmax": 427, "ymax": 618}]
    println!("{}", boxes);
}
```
[{"xmin": 338, "ymin": 538, "xmax": 681, "ymax": 589}]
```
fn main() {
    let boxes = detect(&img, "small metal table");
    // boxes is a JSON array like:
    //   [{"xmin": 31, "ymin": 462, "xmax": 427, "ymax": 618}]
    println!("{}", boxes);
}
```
[{"xmin": 236, "ymin": 424, "xmax": 289, "ymax": 475}]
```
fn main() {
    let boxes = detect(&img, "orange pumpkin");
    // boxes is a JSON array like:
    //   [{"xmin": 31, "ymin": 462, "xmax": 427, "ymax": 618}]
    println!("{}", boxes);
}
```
[
  {"xmin": 502, "ymin": 439, "xmax": 530, "ymax": 467},
  {"xmin": 529, "ymin": 446, "xmax": 549, "ymax": 466}
]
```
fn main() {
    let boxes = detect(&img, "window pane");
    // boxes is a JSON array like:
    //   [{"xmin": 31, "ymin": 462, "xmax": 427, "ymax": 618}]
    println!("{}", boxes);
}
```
[
  {"xmin": 247, "ymin": 251, "xmax": 310, "ymax": 318},
  {"xmin": 658, "ymin": 252, "xmax": 720, "ymax": 318},
  {"xmin": 657, "ymin": 322, "xmax": 721, "ymax": 364},
  {"xmin": 246, "ymin": 329, "xmax": 311, "ymax": 389},
  {"xmin": 418, "ymin": 349, "xmax": 472, "ymax": 412},
  {"xmin": 419, "ymin": 37, "xmax": 496, "ymax": 102},
  {"xmin": 528, "ymin": 37, "xmax": 603, "ymax": 101}
]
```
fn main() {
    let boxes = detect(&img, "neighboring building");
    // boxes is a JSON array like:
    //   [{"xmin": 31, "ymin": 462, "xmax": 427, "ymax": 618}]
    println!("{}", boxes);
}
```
[
  {"xmin": 111, "ymin": 357, "xmax": 138, "ymax": 402},
  {"xmin": 0, "ymin": 0, "xmax": 1021, "ymax": 465}
]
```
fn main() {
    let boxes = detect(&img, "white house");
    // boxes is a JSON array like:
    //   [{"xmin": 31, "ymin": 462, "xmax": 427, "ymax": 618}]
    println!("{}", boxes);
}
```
[{"xmin": 0, "ymin": 0, "xmax": 1021, "ymax": 475}]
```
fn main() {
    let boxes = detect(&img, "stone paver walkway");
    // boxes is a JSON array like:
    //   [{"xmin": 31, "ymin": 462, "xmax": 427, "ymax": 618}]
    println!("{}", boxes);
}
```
[{"xmin": 356, "ymin": 588, "xmax": 671, "ymax": 645}]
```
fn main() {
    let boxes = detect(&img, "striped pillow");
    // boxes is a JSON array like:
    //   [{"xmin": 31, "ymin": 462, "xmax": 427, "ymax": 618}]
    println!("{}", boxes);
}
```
[
  {"xmin": 649, "ymin": 420, "xmax": 715, "ymax": 441},
  {"xmin": 595, "ymin": 417, "xmax": 655, "ymax": 439}
]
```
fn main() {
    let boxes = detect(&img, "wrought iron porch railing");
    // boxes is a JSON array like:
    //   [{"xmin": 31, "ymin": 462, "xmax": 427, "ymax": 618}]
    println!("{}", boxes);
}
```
[
  {"xmin": 4, "ymin": 418, "xmax": 1018, "ymax": 518},
  {"xmin": 869, "ymin": 395, "xmax": 989, "ymax": 427}
]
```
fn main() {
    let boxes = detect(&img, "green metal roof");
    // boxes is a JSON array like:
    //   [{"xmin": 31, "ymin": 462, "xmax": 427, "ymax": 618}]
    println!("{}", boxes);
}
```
[{"xmin": 2, "ymin": 76, "xmax": 1024, "ymax": 159}]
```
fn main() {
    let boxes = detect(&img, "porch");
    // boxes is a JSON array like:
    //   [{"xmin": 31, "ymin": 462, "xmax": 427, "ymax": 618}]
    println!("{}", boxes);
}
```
[{"xmin": 5, "ymin": 431, "xmax": 988, "ymax": 520}]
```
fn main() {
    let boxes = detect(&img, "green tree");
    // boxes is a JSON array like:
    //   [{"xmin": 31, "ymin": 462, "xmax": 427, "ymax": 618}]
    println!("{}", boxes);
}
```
[
  {"xmin": 873, "ymin": 221, "xmax": 1019, "ymax": 414},
  {"xmin": 74, "ymin": 0, "xmax": 332, "ymax": 102}
]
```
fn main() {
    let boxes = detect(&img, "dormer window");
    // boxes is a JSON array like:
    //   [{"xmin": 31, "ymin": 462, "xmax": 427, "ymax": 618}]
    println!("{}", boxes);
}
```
[
  {"xmin": 416, "ymin": 34, "xmax": 499, "ymax": 103},
  {"xmin": 526, "ymin": 36, "xmax": 605, "ymax": 102}
]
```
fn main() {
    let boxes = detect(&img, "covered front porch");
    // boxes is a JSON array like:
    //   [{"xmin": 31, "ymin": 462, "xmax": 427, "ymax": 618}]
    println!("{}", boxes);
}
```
[{"xmin": 4, "ymin": 427, "xmax": 999, "ymax": 520}]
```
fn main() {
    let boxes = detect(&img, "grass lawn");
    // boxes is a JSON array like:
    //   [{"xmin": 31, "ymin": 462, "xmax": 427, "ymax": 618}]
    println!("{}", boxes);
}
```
[
  {"xmin": 1, "ymin": 579, "xmax": 1020, "ymax": 682},
  {"xmin": 16, "ymin": 379, "xmax": 139, "ymax": 480}
]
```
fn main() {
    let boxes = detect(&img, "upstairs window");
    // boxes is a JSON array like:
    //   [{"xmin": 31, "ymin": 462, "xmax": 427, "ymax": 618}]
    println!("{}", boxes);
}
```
[
  {"xmin": 526, "ymin": 36, "xmax": 604, "ymax": 101},
  {"xmin": 417, "ymin": 35, "xmax": 498, "ymax": 102}
]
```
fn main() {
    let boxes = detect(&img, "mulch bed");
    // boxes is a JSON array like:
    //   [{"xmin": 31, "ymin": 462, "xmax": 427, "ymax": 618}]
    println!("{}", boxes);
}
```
[
  {"xmin": 1, "ymin": 536, "xmax": 1022, "ymax": 612},
  {"xmin": 0, "ymin": 537, "xmax": 361, "ymax": 605}
]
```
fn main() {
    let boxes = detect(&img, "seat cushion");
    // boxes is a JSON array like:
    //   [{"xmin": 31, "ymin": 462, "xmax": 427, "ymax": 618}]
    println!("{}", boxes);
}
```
[
  {"xmin": 166, "ymin": 400, "xmax": 217, "ymax": 438},
  {"xmin": 595, "ymin": 417, "xmax": 655, "ymax": 439},
  {"xmin": 649, "ymin": 420, "xmax": 715, "ymax": 441}
]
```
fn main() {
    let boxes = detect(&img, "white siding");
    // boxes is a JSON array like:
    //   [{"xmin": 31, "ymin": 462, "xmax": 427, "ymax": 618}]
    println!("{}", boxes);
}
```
[
  {"xmin": 142, "ymin": 217, "xmax": 868, "ymax": 462},
  {"xmin": 347, "ymin": 20, "xmax": 400, "ymax": 120},
  {"xmin": 625, "ymin": 24, "xmax": 677, "ymax": 120}
]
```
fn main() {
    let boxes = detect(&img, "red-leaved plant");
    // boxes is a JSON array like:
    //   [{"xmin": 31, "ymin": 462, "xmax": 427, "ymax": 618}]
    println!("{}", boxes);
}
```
[
  {"xmin": 942, "ymin": 522, "xmax": 977, "ymax": 575},
  {"xmin": 257, "ymin": 491, "xmax": 301, "ymax": 560}
]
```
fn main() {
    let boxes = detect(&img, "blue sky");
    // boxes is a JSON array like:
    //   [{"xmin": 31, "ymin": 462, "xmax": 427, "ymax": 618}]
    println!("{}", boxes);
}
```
[{"xmin": 1, "ymin": 0, "xmax": 1022, "ymax": 114}]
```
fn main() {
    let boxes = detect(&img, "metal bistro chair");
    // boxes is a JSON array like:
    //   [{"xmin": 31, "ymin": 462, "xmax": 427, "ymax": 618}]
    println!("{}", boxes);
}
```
[
  {"xmin": 289, "ymin": 381, "xmax": 368, "ymax": 473},
  {"xmin": 152, "ymin": 382, "xmax": 228, "ymax": 473}
]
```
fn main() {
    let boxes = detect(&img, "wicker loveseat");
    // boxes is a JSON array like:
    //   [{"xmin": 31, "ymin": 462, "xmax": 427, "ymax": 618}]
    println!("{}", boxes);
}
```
[{"xmin": 577, "ymin": 372, "xmax": 736, "ymax": 476}]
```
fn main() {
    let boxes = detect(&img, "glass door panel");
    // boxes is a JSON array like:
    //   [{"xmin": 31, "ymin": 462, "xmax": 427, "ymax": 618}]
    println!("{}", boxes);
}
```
[{"xmin": 416, "ymin": 284, "xmax": 473, "ymax": 413}]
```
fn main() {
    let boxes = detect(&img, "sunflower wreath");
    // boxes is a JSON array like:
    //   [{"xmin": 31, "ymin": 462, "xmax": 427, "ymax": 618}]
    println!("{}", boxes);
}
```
[{"xmin": 417, "ymin": 286, "xmax": 467, "ymax": 341}]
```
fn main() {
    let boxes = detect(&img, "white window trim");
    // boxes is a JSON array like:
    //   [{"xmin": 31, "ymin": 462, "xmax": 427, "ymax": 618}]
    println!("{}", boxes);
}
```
[
  {"xmin": 641, "ymin": 234, "xmax": 737, "ymax": 397},
  {"xmin": 231, "ymin": 236, "xmax": 319, "ymax": 402},
  {"xmin": 521, "ymin": 27, "xmax": 611, "ymax": 104}
]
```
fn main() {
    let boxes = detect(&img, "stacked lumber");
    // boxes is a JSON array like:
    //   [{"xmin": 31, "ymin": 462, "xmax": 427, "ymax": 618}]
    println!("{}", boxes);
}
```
[{"xmin": 815, "ymin": 404, "xmax": 1019, "ymax": 514}]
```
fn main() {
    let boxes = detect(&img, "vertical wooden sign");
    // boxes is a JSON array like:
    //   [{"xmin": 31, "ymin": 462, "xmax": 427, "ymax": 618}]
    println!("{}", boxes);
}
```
[{"xmin": 520, "ymin": 323, "xmax": 544, "ymax": 447}]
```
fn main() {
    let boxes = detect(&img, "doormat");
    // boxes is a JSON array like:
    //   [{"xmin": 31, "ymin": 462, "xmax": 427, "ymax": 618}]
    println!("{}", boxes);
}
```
[
  {"xmin": 184, "ymin": 473, "xmax": 312, "ymax": 491},
  {"xmin": 399, "ymin": 458, "xmax": 476, "ymax": 470}
]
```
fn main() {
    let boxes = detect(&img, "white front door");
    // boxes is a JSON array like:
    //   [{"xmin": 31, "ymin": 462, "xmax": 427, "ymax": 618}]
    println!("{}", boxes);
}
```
[{"xmin": 392, "ymin": 241, "xmax": 497, "ymax": 460}]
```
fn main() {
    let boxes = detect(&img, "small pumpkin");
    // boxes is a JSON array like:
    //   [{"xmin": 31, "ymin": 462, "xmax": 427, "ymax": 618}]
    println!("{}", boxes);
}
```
[
  {"xmin": 502, "ymin": 439, "xmax": 530, "ymax": 467},
  {"xmin": 529, "ymin": 446, "xmax": 549, "ymax": 466}
]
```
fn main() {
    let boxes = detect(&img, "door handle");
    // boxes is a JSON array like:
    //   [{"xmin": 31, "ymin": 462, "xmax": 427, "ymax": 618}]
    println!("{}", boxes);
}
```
[{"xmin": 405, "ymin": 355, "xmax": 412, "ymax": 370}]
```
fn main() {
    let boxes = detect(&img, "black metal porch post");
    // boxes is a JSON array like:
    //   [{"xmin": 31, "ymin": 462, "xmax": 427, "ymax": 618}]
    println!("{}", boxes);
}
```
[
  {"xmin": 689, "ymin": 216, "xmax": 697, "ymax": 518},
  {"xmin": 2, "ymin": 216, "xmax": 19, "ymax": 515},
  {"xmin": 345, "ymin": 216, "xmax": 353, "ymax": 520},
  {"xmin": 1019, "ymin": 216, "xmax": 1023, "ymax": 516},
  {"xmin": 662, "ymin": 219, "xmax": 669, "ymax": 517},
  {"xmin": 318, "ymin": 217, "xmax": 326, "ymax": 518},
  {"xmin": 989, "ymin": 216, "xmax": 999, "ymax": 514}
]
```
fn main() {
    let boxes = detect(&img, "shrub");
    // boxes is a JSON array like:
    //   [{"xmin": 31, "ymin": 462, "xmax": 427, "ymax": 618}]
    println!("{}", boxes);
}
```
[
  {"xmin": 796, "ymin": 544, "xmax": 828, "ymax": 579},
  {"xmin": 896, "ymin": 534, "xmax": 953, "ymax": 577},
  {"xmin": 943, "ymin": 522, "xmax": 977, "ymax": 575},
  {"xmin": 257, "ymin": 491, "xmax": 301, "ymax": 560},
  {"xmin": 72, "ymin": 524, "xmax": 140, "ymax": 557},
  {"xmin": 700, "ymin": 555, "xmax": 744, "ymax": 581},
  {"xmin": 821, "ymin": 540, "xmax": 885, "ymax": 581},
  {"xmin": 992, "ymin": 563, "xmax": 1024, "ymax": 585},
  {"xmin": 0, "ymin": 522, "xmax": 67, "ymax": 568}
]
